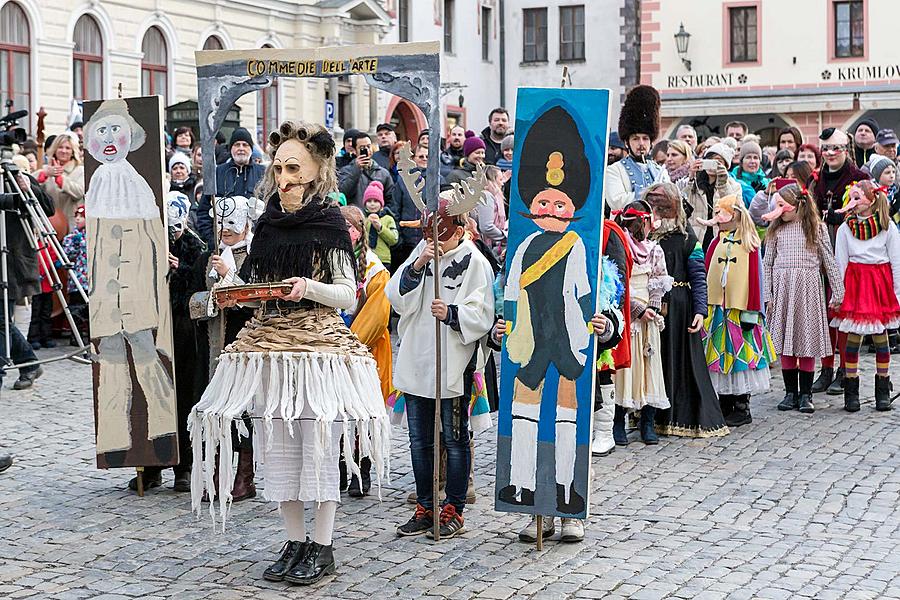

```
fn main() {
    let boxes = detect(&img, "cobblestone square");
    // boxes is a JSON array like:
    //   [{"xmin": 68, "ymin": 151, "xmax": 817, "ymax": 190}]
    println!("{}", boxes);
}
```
[{"xmin": 1, "ymin": 352, "xmax": 899, "ymax": 599}]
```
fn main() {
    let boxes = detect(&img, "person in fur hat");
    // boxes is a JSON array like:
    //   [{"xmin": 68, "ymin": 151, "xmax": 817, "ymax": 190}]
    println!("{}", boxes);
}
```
[{"xmin": 606, "ymin": 85, "xmax": 670, "ymax": 211}]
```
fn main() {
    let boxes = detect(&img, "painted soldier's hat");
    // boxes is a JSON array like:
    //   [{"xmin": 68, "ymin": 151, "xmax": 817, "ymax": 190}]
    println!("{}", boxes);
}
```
[{"xmin": 517, "ymin": 105, "xmax": 591, "ymax": 210}]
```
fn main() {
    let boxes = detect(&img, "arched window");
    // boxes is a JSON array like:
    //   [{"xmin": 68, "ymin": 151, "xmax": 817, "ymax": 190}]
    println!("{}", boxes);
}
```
[
  {"xmin": 256, "ymin": 44, "xmax": 278, "ymax": 145},
  {"xmin": 0, "ymin": 2, "xmax": 30, "ymax": 112},
  {"xmin": 203, "ymin": 36, "xmax": 223, "ymax": 50},
  {"xmin": 73, "ymin": 15, "xmax": 103, "ymax": 102},
  {"xmin": 141, "ymin": 26, "xmax": 168, "ymax": 101}
]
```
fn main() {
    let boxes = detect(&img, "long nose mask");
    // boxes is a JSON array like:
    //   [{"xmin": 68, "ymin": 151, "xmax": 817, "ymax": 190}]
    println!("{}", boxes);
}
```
[{"xmin": 762, "ymin": 196, "xmax": 796, "ymax": 222}]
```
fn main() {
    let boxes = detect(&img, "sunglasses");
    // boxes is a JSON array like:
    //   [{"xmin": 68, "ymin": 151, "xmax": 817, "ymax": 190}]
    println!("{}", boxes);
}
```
[{"xmin": 821, "ymin": 144, "xmax": 847, "ymax": 154}]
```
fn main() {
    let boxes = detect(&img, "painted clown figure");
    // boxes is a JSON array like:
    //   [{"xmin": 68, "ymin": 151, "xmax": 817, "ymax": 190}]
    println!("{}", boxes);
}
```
[{"xmin": 500, "ymin": 106, "xmax": 593, "ymax": 516}]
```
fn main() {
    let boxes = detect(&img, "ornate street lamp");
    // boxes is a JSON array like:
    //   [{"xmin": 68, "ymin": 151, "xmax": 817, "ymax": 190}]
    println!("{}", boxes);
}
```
[{"xmin": 674, "ymin": 23, "xmax": 692, "ymax": 71}]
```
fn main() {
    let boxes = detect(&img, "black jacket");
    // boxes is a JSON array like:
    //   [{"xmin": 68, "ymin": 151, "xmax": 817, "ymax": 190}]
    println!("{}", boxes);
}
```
[
  {"xmin": 7, "ymin": 175, "xmax": 55, "ymax": 301},
  {"xmin": 447, "ymin": 160, "xmax": 479, "ymax": 186},
  {"xmin": 480, "ymin": 126, "xmax": 503, "ymax": 165},
  {"xmin": 388, "ymin": 178, "xmax": 424, "ymax": 247}
]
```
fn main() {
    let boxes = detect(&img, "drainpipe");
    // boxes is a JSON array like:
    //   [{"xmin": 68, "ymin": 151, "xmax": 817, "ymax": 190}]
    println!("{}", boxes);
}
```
[{"xmin": 499, "ymin": 0, "xmax": 506, "ymax": 107}]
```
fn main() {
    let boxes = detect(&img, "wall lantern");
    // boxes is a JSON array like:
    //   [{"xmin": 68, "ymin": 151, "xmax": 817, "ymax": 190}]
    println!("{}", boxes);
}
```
[{"xmin": 674, "ymin": 23, "xmax": 692, "ymax": 71}]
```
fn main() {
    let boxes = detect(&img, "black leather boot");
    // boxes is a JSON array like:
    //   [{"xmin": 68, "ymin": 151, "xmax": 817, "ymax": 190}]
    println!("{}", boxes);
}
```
[
  {"xmin": 810, "ymin": 367, "xmax": 834, "ymax": 393},
  {"xmin": 875, "ymin": 375, "xmax": 893, "ymax": 411},
  {"xmin": 725, "ymin": 395, "xmax": 752, "ymax": 427},
  {"xmin": 827, "ymin": 368, "xmax": 845, "ymax": 396},
  {"xmin": 718, "ymin": 394, "xmax": 735, "ymax": 419},
  {"xmin": 612, "ymin": 405, "xmax": 628, "ymax": 446},
  {"xmin": 284, "ymin": 541, "xmax": 336, "ymax": 585},
  {"xmin": 778, "ymin": 369, "xmax": 799, "ymax": 411},
  {"xmin": 263, "ymin": 539, "xmax": 308, "ymax": 582},
  {"xmin": 639, "ymin": 407, "xmax": 658, "ymax": 445},
  {"xmin": 798, "ymin": 370, "xmax": 815, "ymax": 413},
  {"xmin": 843, "ymin": 377, "xmax": 860, "ymax": 412}
]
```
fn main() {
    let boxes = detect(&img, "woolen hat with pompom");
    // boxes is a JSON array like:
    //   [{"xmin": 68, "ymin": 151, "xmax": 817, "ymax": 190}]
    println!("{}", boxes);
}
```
[
  {"xmin": 462, "ymin": 130, "xmax": 486, "ymax": 158},
  {"xmin": 618, "ymin": 85, "xmax": 661, "ymax": 142}
]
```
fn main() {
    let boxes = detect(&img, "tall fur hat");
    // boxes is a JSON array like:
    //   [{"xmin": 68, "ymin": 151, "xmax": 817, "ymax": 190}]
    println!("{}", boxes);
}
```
[{"xmin": 618, "ymin": 85, "xmax": 661, "ymax": 142}]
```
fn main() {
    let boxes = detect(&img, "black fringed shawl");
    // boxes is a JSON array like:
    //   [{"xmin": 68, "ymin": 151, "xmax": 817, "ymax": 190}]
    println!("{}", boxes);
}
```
[{"xmin": 240, "ymin": 194, "xmax": 357, "ymax": 285}]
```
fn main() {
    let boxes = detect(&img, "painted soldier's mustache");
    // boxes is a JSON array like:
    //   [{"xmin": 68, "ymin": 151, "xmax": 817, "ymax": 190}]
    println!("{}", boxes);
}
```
[{"xmin": 519, "ymin": 212, "xmax": 581, "ymax": 223}]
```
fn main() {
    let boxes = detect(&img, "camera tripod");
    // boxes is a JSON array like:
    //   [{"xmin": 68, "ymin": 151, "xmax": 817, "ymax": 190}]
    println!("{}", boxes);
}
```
[{"xmin": 0, "ymin": 154, "xmax": 91, "ymax": 380}]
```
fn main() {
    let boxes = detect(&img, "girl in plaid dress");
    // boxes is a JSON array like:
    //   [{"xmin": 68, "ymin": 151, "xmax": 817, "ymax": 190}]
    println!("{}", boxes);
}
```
[{"xmin": 762, "ymin": 185, "xmax": 844, "ymax": 414}]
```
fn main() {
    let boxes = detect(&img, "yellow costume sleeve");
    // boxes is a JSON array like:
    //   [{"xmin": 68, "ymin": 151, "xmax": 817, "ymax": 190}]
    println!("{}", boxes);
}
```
[{"xmin": 350, "ymin": 269, "xmax": 391, "ymax": 348}]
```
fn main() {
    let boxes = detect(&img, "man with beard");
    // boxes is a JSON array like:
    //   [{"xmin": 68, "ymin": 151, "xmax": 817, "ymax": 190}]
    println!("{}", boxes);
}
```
[
  {"xmin": 197, "ymin": 127, "xmax": 265, "ymax": 248},
  {"xmin": 441, "ymin": 125, "xmax": 467, "ymax": 178},
  {"xmin": 373, "ymin": 123, "xmax": 397, "ymax": 170},
  {"xmin": 481, "ymin": 107, "xmax": 510, "ymax": 165},
  {"xmin": 605, "ymin": 86, "xmax": 669, "ymax": 211},
  {"xmin": 607, "ymin": 131, "xmax": 626, "ymax": 165}
]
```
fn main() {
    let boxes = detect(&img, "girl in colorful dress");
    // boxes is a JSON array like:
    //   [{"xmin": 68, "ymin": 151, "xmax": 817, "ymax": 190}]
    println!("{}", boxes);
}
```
[
  {"xmin": 613, "ymin": 199, "xmax": 673, "ymax": 445},
  {"xmin": 762, "ymin": 184, "xmax": 844, "ymax": 414},
  {"xmin": 645, "ymin": 184, "xmax": 728, "ymax": 438},
  {"xmin": 340, "ymin": 205, "xmax": 393, "ymax": 497},
  {"xmin": 700, "ymin": 195, "xmax": 777, "ymax": 427},
  {"xmin": 830, "ymin": 180, "xmax": 900, "ymax": 412}
]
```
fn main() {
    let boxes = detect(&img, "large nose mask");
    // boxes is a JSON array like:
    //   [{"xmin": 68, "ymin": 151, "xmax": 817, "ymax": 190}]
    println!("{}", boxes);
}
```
[{"xmin": 273, "ymin": 139, "xmax": 319, "ymax": 210}]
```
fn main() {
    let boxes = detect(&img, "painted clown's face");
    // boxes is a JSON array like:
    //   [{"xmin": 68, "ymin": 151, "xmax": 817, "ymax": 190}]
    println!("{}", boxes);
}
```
[
  {"xmin": 530, "ymin": 189, "xmax": 575, "ymax": 233},
  {"xmin": 273, "ymin": 139, "xmax": 318, "ymax": 211},
  {"xmin": 87, "ymin": 115, "xmax": 132, "ymax": 164},
  {"xmin": 761, "ymin": 194, "xmax": 797, "ymax": 223}
]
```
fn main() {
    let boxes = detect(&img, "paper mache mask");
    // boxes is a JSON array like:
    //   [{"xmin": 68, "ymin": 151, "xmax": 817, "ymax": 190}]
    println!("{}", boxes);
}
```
[
  {"xmin": 211, "ymin": 195, "xmax": 265, "ymax": 234},
  {"xmin": 697, "ymin": 194, "xmax": 740, "ymax": 228},
  {"xmin": 166, "ymin": 191, "xmax": 190, "ymax": 233}
]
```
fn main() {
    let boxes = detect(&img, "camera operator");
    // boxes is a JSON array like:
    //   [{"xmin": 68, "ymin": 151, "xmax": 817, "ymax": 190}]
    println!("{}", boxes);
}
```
[
  {"xmin": 1, "ymin": 167, "xmax": 55, "ymax": 390},
  {"xmin": 337, "ymin": 132, "xmax": 394, "ymax": 209}
]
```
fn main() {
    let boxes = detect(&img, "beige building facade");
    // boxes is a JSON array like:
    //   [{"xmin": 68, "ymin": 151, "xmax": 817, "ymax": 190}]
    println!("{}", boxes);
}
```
[
  {"xmin": 5, "ymin": 0, "xmax": 391, "ymax": 142},
  {"xmin": 640, "ymin": 0, "xmax": 900, "ymax": 145}
]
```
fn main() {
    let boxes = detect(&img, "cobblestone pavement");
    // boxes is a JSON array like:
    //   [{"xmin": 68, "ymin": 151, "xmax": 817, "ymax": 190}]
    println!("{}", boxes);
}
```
[{"xmin": 1, "ymin": 349, "xmax": 899, "ymax": 600}]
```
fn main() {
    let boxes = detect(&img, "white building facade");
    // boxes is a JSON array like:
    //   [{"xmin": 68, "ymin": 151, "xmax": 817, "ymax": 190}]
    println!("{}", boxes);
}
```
[
  {"xmin": 641, "ymin": 0, "xmax": 900, "ymax": 144},
  {"xmin": 5, "ymin": 0, "xmax": 391, "ymax": 141}
]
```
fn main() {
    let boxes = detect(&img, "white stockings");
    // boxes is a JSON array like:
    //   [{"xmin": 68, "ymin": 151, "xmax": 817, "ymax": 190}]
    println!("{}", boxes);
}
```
[{"xmin": 279, "ymin": 500, "xmax": 338, "ymax": 546}]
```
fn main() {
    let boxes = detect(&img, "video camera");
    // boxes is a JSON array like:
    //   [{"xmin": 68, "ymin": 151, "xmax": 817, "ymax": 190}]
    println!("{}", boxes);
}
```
[{"xmin": 0, "ymin": 108, "xmax": 27, "ymax": 149}]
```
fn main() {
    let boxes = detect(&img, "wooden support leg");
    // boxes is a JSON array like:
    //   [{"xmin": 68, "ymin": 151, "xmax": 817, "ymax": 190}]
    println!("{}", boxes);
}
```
[
  {"xmin": 536, "ymin": 515, "xmax": 543, "ymax": 551},
  {"xmin": 135, "ymin": 466, "xmax": 144, "ymax": 498}
]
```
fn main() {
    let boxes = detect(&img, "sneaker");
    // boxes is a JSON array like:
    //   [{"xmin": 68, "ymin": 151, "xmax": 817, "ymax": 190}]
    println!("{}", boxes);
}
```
[
  {"xmin": 426, "ymin": 504, "xmax": 465, "ymax": 540},
  {"xmin": 559, "ymin": 518, "xmax": 584, "ymax": 543},
  {"xmin": 13, "ymin": 366, "xmax": 43, "ymax": 390},
  {"xmin": 397, "ymin": 504, "xmax": 433, "ymax": 537},
  {"xmin": 518, "ymin": 515, "xmax": 555, "ymax": 543}
]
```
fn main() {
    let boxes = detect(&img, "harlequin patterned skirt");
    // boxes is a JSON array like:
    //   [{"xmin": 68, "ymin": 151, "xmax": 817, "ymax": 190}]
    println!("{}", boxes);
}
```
[{"xmin": 703, "ymin": 306, "xmax": 777, "ymax": 395}]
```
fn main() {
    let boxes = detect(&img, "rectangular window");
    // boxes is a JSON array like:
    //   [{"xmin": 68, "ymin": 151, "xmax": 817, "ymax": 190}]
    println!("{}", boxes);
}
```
[
  {"xmin": 834, "ymin": 1, "xmax": 864, "ymax": 58},
  {"xmin": 481, "ymin": 6, "xmax": 491, "ymax": 61},
  {"xmin": 398, "ymin": 0, "xmax": 409, "ymax": 43},
  {"xmin": 523, "ymin": 8, "xmax": 548, "ymax": 63},
  {"xmin": 443, "ymin": 0, "xmax": 454, "ymax": 54},
  {"xmin": 559, "ymin": 5, "xmax": 585, "ymax": 61},
  {"xmin": 729, "ymin": 6, "xmax": 758, "ymax": 63}
]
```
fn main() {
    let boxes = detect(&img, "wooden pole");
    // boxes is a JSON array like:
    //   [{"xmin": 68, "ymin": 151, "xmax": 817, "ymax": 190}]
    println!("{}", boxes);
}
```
[
  {"xmin": 536, "ymin": 515, "xmax": 543, "ymax": 550},
  {"xmin": 135, "ymin": 466, "xmax": 145, "ymax": 497},
  {"xmin": 432, "ymin": 213, "xmax": 442, "ymax": 541}
]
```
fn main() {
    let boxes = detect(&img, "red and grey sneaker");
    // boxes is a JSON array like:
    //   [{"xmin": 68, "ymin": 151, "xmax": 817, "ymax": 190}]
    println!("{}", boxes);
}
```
[
  {"xmin": 426, "ymin": 504, "xmax": 466, "ymax": 539},
  {"xmin": 397, "ymin": 504, "xmax": 433, "ymax": 537}
]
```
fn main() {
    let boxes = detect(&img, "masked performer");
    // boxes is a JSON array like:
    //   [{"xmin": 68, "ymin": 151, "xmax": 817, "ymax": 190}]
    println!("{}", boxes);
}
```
[
  {"xmin": 84, "ymin": 99, "xmax": 176, "ymax": 461},
  {"xmin": 340, "ymin": 204, "xmax": 392, "ymax": 498},
  {"xmin": 189, "ymin": 195, "xmax": 264, "ymax": 502},
  {"xmin": 646, "ymin": 183, "xmax": 728, "ymax": 438},
  {"xmin": 499, "ymin": 106, "xmax": 593, "ymax": 517},
  {"xmin": 189, "ymin": 121, "xmax": 390, "ymax": 587},
  {"xmin": 612, "ymin": 199, "xmax": 673, "ymax": 446},
  {"xmin": 701, "ymin": 195, "xmax": 777, "ymax": 427}
]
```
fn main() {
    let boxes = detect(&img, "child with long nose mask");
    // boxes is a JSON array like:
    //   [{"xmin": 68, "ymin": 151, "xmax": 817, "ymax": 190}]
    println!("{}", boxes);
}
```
[
  {"xmin": 829, "ymin": 180, "xmax": 900, "ymax": 412},
  {"xmin": 700, "ymin": 195, "xmax": 776, "ymax": 428},
  {"xmin": 761, "ymin": 184, "xmax": 843, "ymax": 415}
]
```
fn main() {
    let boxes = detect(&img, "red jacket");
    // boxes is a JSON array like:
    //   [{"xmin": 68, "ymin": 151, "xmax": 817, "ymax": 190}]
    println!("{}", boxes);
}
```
[
  {"xmin": 36, "ymin": 243, "xmax": 59, "ymax": 294},
  {"xmin": 602, "ymin": 220, "xmax": 632, "ymax": 370}
]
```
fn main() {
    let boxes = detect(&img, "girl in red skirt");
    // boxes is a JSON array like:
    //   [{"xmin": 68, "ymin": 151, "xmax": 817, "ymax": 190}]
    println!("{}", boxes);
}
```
[{"xmin": 831, "ymin": 180, "xmax": 900, "ymax": 412}]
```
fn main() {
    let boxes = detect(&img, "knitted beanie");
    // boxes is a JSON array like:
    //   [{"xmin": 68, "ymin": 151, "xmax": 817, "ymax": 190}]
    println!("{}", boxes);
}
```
[
  {"xmin": 866, "ymin": 154, "xmax": 894, "ymax": 183},
  {"xmin": 363, "ymin": 180, "xmax": 385, "ymax": 206},
  {"xmin": 740, "ymin": 140, "xmax": 762, "ymax": 160},
  {"xmin": 462, "ymin": 130, "xmax": 486, "ymax": 158}
]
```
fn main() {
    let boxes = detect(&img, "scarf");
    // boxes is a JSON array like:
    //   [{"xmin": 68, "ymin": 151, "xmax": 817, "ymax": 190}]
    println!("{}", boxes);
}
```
[
  {"xmin": 846, "ymin": 213, "xmax": 885, "ymax": 241},
  {"xmin": 625, "ymin": 230, "xmax": 650, "ymax": 265},
  {"xmin": 240, "ymin": 193, "xmax": 356, "ymax": 285}
]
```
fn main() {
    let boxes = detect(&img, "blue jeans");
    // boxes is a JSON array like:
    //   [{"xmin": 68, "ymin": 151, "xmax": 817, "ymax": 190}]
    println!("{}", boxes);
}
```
[
  {"xmin": 405, "ymin": 394, "xmax": 470, "ymax": 513},
  {"xmin": 0, "ymin": 307, "xmax": 38, "ymax": 380}
]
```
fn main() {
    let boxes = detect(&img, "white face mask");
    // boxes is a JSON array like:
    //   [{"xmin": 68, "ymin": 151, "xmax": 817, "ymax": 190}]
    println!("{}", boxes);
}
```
[
  {"xmin": 166, "ymin": 191, "xmax": 190, "ymax": 233},
  {"xmin": 212, "ymin": 195, "xmax": 264, "ymax": 235}
]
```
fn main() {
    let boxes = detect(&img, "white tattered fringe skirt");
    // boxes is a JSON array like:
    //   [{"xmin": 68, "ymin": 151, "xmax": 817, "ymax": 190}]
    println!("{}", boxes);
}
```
[{"xmin": 188, "ymin": 350, "xmax": 390, "ymax": 530}]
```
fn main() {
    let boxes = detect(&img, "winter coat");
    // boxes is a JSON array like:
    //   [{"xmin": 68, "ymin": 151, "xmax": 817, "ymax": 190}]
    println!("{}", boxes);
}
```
[
  {"xmin": 730, "ymin": 166, "xmax": 770, "ymax": 207},
  {"xmin": 678, "ymin": 167, "xmax": 743, "ymax": 250},
  {"xmin": 39, "ymin": 160, "xmax": 84, "ymax": 232},
  {"xmin": 447, "ymin": 160, "xmax": 480, "ymax": 186},
  {"xmin": 480, "ymin": 126, "xmax": 503, "ymax": 165},
  {"xmin": 338, "ymin": 161, "xmax": 395, "ymax": 210},
  {"xmin": 62, "ymin": 227, "xmax": 89, "ymax": 293},
  {"xmin": 364, "ymin": 208, "xmax": 399, "ymax": 266},
  {"xmin": 388, "ymin": 177, "xmax": 425, "ymax": 248},
  {"xmin": 8, "ymin": 176, "xmax": 55, "ymax": 301},
  {"xmin": 195, "ymin": 160, "xmax": 265, "ymax": 248}
]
